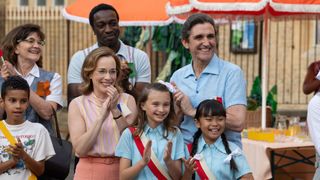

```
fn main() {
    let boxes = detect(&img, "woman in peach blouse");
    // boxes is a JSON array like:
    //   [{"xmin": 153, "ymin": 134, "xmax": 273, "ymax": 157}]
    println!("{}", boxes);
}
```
[{"xmin": 68, "ymin": 47, "xmax": 138, "ymax": 180}]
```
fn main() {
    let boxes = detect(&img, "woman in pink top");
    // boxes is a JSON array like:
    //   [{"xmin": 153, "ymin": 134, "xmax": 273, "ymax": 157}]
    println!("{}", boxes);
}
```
[{"xmin": 68, "ymin": 47, "xmax": 138, "ymax": 180}]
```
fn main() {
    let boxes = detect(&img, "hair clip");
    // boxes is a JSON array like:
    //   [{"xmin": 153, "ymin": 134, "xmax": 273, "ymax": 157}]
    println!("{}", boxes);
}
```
[
  {"xmin": 223, "ymin": 148, "xmax": 242, "ymax": 163},
  {"xmin": 158, "ymin": 80, "xmax": 176, "ymax": 93},
  {"xmin": 213, "ymin": 96, "xmax": 223, "ymax": 104}
]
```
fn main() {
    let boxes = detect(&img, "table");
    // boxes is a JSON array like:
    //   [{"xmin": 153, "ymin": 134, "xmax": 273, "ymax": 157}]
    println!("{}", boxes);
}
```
[{"xmin": 242, "ymin": 138, "xmax": 315, "ymax": 179}]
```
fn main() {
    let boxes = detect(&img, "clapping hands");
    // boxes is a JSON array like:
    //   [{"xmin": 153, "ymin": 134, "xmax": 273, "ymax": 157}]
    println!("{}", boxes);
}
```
[
  {"xmin": 182, "ymin": 157, "xmax": 197, "ymax": 174},
  {"xmin": 142, "ymin": 140, "xmax": 152, "ymax": 165},
  {"xmin": 105, "ymin": 85, "xmax": 120, "ymax": 110},
  {"xmin": 141, "ymin": 141, "xmax": 173, "ymax": 166},
  {"xmin": 163, "ymin": 141, "xmax": 173, "ymax": 162}
]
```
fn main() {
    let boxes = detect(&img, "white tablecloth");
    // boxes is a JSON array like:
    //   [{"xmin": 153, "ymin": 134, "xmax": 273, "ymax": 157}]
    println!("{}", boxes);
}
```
[{"xmin": 242, "ymin": 138, "xmax": 314, "ymax": 179}]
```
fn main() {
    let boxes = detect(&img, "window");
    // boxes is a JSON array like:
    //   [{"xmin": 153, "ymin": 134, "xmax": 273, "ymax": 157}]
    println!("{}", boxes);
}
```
[
  {"xmin": 20, "ymin": 0, "xmax": 28, "ymax": 6},
  {"xmin": 37, "ymin": 0, "xmax": 46, "ymax": 6},
  {"xmin": 230, "ymin": 20, "xmax": 257, "ymax": 54},
  {"xmin": 54, "ymin": 0, "xmax": 64, "ymax": 6}
]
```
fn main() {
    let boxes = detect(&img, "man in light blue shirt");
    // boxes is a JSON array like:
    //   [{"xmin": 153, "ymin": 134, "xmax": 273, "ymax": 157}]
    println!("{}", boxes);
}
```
[{"xmin": 170, "ymin": 13, "xmax": 247, "ymax": 148}]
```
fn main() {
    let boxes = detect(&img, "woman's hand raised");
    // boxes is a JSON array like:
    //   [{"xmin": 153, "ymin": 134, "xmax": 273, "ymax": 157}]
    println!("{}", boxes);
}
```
[
  {"xmin": 100, "ymin": 97, "xmax": 111, "ymax": 121},
  {"xmin": 106, "ymin": 85, "xmax": 120, "ymax": 110},
  {"xmin": 1, "ymin": 61, "xmax": 16, "ymax": 80}
]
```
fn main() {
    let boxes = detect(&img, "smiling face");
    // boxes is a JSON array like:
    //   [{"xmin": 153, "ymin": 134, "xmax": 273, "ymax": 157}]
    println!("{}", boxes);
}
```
[
  {"xmin": 141, "ymin": 90, "xmax": 171, "ymax": 128},
  {"xmin": 91, "ymin": 56, "xmax": 117, "ymax": 98},
  {"xmin": 2, "ymin": 90, "xmax": 29, "ymax": 124},
  {"xmin": 196, "ymin": 115, "xmax": 225, "ymax": 144},
  {"xmin": 182, "ymin": 23, "xmax": 216, "ymax": 65},
  {"xmin": 92, "ymin": 9, "xmax": 120, "ymax": 51},
  {"xmin": 15, "ymin": 32, "xmax": 43, "ymax": 64}
]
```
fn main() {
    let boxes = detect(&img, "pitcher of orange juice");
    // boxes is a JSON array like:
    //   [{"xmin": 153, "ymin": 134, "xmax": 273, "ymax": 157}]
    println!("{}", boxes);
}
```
[{"xmin": 287, "ymin": 116, "xmax": 301, "ymax": 136}]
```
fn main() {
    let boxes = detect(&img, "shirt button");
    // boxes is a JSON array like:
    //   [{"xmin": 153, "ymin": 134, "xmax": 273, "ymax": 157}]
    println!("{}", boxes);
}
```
[{"xmin": 196, "ymin": 90, "xmax": 199, "ymax": 93}]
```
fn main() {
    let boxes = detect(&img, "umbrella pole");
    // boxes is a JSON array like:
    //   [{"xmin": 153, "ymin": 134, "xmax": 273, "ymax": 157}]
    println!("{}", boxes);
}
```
[{"xmin": 261, "ymin": 11, "xmax": 269, "ymax": 129}]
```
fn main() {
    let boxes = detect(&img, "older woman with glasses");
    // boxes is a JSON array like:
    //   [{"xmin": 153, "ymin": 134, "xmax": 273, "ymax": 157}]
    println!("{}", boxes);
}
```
[{"xmin": 0, "ymin": 24, "xmax": 63, "ymax": 134}]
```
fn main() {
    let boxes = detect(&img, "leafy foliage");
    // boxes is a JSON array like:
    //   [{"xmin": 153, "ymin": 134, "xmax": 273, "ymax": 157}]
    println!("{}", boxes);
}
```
[
  {"xmin": 151, "ymin": 24, "xmax": 191, "ymax": 79},
  {"xmin": 121, "ymin": 24, "xmax": 191, "ymax": 81},
  {"xmin": 247, "ymin": 76, "xmax": 277, "ymax": 115},
  {"xmin": 120, "ymin": 27, "xmax": 142, "ymax": 47}
]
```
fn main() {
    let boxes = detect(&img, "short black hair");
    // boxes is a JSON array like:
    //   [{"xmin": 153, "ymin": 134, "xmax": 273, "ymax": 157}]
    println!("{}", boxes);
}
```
[
  {"xmin": 89, "ymin": 3, "xmax": 119, "ymax": 28},
  {"xmin": 181, "ymin": 13, "xmax": 216, "ymax": 41},
  {"xmin": 1, "ymin": 76, "xmax": 30, "ymax": 99},
  {"xmin": 195, "ymin": 99, "xmax": 226, "ymax": 119}
]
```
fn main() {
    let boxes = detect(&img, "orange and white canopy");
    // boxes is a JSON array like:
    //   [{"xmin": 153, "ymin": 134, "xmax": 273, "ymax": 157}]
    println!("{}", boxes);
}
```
[
  {"xmin": 62, "ymin": 0, "xmax": 174, "ymax": 26},
  {"xmin": 166, "ymin": 0, "xmax": 320, "ymax": 129},
  {"xmin": 166, "ymin": 0, "xmax": 320, "ymax": 17}
]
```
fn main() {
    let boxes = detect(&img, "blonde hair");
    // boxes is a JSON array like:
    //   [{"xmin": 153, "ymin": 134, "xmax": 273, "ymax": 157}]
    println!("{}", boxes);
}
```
[{"xmin": 80, "ymin": 46, "xmax": 122, "ymax": 95}]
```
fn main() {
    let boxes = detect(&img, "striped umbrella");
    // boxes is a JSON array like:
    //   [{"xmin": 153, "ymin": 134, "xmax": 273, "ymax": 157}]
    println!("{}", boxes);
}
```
[{"xmin": 167, "ymin": 0, "xmax": 320, "ymax": 128}]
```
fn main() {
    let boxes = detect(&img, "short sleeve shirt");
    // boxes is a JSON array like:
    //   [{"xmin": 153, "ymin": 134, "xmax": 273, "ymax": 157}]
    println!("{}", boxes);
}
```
[
  {"xmin": 0, "ymin": 121, "xmax": 55, "ymax": 180},
  {"xmin": 186, "ymin": 136, "xmax": 251, "ymax": 180},
  {"xmin": 14, "ymin": 64, "xmax": 63, "ymax": 107},
  {"xmin": 67, "ymin": 40, "xmax": 151, "ymax": 86},
  {"xmin": 115, "ymin": 124, "xmax": 185, "ymax": 180},
  {"xmin": 170, "ymin": 54, "xmax": 247, "ymax": 147}
]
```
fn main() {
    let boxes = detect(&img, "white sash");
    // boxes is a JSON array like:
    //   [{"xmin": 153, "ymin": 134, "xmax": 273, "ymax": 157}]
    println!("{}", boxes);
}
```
[{"xmin": 140, "ymin": 131, "xmax": 172, "ymax": 180}]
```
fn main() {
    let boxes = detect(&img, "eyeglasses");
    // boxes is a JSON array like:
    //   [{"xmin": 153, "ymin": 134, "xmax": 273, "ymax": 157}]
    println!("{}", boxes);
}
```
[
  {"xmin": 18, "ymin": 38, "xmax": 45, "ymax": 46},
  {"xmin": 96, "ymin": 69, "xmax": 117, "ymax": 77}
]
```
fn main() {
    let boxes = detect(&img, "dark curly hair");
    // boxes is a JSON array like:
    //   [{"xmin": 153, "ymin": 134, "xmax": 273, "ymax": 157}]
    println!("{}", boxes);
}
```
[{"xmin": 1, "ymin": 76, "xmax": 30, "ymax": 99}]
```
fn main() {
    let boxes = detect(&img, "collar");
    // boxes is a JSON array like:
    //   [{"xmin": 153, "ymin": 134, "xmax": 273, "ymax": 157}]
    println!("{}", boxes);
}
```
[
  {"xmin": 95, "ymin": 40, "xmax": 128, "ymax": 59},
  {"xmin": 90, "ymin": 43, "xmax": 99, "ymax": 50},
  {"xmin": 143, "ymin": 123, "xmax": 165, "ymax": 136},
  {"xmin": 116, "ymin": 40, "xmax": 129, "ymax": 59},
  {"xmin": 15, "ymin": 64, "xmax": 40, "ymax": 78},
  {"xmin": 184, "ymin": 54, "xmax": 220, "ymax": 79},
  {"xmin": 197, "ymin": 135, "xmax": 226, "ymax": 154}
]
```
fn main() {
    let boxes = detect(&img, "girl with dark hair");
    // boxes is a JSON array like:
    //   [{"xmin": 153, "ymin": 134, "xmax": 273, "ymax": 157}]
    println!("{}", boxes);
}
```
[
  {"xmin": 115, "ymin": 83, "xmax": 185, "ymax": 180},
  {"xmin": 182, "ymin": 99, "xmax": 253, "ymax": 180}
]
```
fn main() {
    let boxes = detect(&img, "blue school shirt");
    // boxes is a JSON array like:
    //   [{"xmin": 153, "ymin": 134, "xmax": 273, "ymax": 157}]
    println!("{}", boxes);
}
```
[
  {"xmin": 115, "ymin": 124, "xmax": 185, "ymax": 180},
  {"xmin": 170, "ymin": 54, "xmax": 247, "ymax": 148},
  {"xmin": 186, "ymin": 136, "xmax": 251, "ymax": 180}
]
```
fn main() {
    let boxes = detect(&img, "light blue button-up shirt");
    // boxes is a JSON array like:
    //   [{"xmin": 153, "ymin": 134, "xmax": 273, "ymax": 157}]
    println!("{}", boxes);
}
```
[
  {"xmin": 170, "ymin": 54, "xmax": 247, "ymax": 147},
  {"xmin": 115, "ymin": 124, "xmax": 185, "ymax": 180},
  {"xmin": 186, "ymin": 136, "xmax": 251, "ymax": 180}
]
